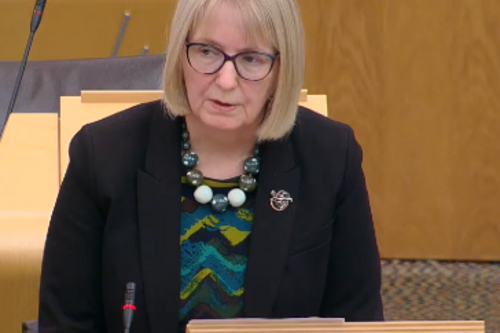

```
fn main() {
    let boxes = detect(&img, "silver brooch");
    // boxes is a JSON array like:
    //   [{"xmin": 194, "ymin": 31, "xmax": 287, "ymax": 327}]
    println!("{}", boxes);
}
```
[{"xmin": 269, "ymin": 190, "xmax": 293, "ymax": 212}]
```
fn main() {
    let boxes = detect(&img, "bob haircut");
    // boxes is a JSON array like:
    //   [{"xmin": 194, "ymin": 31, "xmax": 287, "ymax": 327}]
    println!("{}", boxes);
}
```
[{"xmin": 161, "ymin": 0, "xmax": 305, "ymax": 141}]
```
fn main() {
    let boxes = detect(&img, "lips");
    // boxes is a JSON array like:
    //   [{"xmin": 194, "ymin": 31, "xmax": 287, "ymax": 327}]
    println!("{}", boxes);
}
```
[
  {"xmin": 210, "ymin": 99, "xmax": 237, "ymax": 111},
  {"xmin": 213, "ymin": 99, "xmax": 234, "ymax": 107}
]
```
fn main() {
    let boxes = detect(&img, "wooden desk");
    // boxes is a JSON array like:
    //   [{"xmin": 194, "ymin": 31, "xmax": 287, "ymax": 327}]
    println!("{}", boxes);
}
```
[
  {"xmin": 0, "ymin": 217, "xmax": 49, "ymax": 333},
  {"xmin": 0, "ymin": 113, "xmax": 59, "ymax": 216},
  {"xmin": 0, "ymin": 113, "xmax": 58, "ymax": 333}
]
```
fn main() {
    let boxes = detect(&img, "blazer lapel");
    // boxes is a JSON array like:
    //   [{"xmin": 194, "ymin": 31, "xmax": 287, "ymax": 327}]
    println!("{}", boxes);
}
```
[
  {"xmin": 243, "ymin": 134, "xmax": 301, "ymax": 317},
  {"xmin": 137, "ymin": 105, "xmax": 182, "ymax": 333}
]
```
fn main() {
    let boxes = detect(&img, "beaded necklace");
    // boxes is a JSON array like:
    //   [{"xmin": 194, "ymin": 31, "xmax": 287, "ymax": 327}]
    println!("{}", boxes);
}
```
[{"xmin": 180, "ymin": 118, "xmax": 260, "ymax": 213}]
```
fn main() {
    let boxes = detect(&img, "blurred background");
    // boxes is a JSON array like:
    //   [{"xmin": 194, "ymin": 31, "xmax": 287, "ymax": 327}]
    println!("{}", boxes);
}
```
[{"xmin": 1, "ymin": 0, "xmax": 499, "ymax": 332}]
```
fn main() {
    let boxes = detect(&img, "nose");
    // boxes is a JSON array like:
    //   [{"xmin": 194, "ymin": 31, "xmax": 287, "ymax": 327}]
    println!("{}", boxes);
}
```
[{"xmin": 215, "ymin": 60, "xmax": 239, "ymax": 90}]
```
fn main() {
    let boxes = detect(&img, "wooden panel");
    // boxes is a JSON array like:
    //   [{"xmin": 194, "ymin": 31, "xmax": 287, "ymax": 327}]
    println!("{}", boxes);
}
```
[
  {"xmin": 0, "ymin": 217, "xmax": 50, "ymax": 333},
  {"xmin": 448, "ymin": 0, "xmax": 500, "ymax": 259},
  {"xmin": 376, "ymin": 0, "xmax": 500, "ymax": 260},
  {"xmin": 0, "ymin": 0, "xmax": 176, "ymax": 61},
  {"xmin": 0, "ymin": 114, "xmax": 57, "ymax": 332},
  {"xmin": 0, "ymin": 113, "xmax": 59, "ymax": 216},
  {"xmin": 377, "ymin": 0, "xmax": 456, "ymax": 259},
  {"xmin": 297, "ymin": 0, "xmax": 500, "ymax": 260}
]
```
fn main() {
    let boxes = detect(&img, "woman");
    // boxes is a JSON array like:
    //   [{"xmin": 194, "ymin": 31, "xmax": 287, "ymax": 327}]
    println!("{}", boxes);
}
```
[{"xmin": 39, "ymin": 0, "xmax": 384, "ymax": 332}]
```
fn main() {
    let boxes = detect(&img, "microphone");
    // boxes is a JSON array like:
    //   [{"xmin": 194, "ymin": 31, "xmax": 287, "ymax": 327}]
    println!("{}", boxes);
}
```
[
  {"xmin": 123, "ymin": 282, "xmax": 137, "ymax": 333},
  {"xmin": 0, "ymin": 0, "xmax": 47, "ymax": 141},
  {"xmin": 31, "ymin": 0, "xmax": 47, "ymax": 33}
]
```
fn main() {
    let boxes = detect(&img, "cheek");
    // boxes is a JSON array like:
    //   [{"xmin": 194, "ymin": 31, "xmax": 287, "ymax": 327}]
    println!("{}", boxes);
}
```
[
  {"xmin": 257, "ymin": 68, "xmax": 278, "ymax": 101},
  {"xmin": 183, "ymin": 65, "xmax": 210, "ymax": 107},
  {"xmin": 249, "ymin": 80, "xmax": 275, "ymax": 110}
]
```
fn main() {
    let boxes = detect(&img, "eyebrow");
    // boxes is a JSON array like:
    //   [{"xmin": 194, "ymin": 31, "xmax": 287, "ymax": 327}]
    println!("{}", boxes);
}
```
[{"xmin": 191, "ymin": 37, "xmax": 273, "ymax": 54}]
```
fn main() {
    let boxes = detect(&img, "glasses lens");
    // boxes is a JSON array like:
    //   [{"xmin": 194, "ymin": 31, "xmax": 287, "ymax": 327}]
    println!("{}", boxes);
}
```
[
  {"xmin": 187, "ymin": 43, "xmax": 275, "ymax": 81},
  {"xmin": 235, "ymin": 53, "xmax": 274, "ymax": 81},
  {"xmin": 188, "ymin": 44, "xmax": 224, "ymax": 74}
]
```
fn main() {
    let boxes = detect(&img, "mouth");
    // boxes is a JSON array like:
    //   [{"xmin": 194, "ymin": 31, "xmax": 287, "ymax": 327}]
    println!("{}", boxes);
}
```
[{"xmin": 210, "ymin": 99, "xmax": 237, "ymax": 111}]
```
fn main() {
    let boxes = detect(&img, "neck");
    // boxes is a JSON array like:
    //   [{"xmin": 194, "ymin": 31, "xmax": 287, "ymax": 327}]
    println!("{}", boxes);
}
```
[
  {"xmin": 185, "ymin": 114, "xmax": 257, "ymax": 157},
  {"xmin": 183, "ymin": 114, "xmax": 258, "ymax": 179}
]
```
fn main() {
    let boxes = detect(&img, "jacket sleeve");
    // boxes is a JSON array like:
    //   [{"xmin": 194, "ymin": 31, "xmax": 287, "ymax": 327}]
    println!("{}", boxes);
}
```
[
  {"xmin": 39, "ymin": 125, "xmax": 106, "ymax": 333},
  {"xmin": 320, "ymin": 126, "xmax": 384, "ymax": 321}
]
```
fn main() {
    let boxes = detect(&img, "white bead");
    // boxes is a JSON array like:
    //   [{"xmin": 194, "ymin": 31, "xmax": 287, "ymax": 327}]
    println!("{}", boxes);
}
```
[
  {"xmin": 194, "ymin": 185, "xmax": 213, "ymax": 204},
  {"xmin": 228, "ymin": 188, "xmax": 246, "ymax": 207}
]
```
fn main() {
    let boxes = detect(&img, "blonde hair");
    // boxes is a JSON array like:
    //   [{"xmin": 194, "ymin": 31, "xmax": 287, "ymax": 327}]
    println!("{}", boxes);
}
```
[{"xmin": 161, "ymin": 0, "xmax": 305, "ymax": 141}]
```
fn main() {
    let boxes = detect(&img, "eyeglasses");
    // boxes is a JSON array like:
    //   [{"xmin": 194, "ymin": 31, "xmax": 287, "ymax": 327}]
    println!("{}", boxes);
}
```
[{"xmin": 185, "ymin": 42, "xmax": 279, "ymax": 81}]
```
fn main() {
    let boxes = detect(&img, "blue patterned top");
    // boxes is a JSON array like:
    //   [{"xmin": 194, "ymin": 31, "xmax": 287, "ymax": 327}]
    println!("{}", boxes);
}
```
[{"xmin": 178, "ymin": 176, "xmax": 255, "ymax": 332}]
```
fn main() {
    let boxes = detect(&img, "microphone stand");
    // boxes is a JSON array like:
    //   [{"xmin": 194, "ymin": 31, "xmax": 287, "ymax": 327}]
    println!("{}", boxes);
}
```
[{"xmin": 0, "ymin": 0, "xmax": 46, "ymax": 141}]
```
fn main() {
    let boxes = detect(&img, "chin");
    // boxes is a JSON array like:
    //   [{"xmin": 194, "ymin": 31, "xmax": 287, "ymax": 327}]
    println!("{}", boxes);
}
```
[
  {"xmin": 203, "ymin": 117, "xmax": 244, "ymax": 132},
  {"xmin": 198, "ymin": 110, "xmax": 248, "ymax": 132}
]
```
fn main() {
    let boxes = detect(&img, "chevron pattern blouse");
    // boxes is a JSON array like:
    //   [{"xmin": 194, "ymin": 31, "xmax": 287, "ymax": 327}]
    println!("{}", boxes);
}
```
[{"xmin": 178, "ymin": 176, "xmax": 255, "ymax": 332}]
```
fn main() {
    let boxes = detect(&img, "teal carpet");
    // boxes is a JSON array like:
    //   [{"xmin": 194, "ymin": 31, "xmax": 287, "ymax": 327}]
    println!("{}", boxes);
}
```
[{"xmin": 381, "ymin": 260, "xmax": 500, "ymax": 333}]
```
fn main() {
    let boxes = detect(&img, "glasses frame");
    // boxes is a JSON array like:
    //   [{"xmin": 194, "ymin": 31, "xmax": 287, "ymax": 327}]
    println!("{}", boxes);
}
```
[{"xmin": 185, "ymin": 42, "xmax": 279, "ymax": 82}]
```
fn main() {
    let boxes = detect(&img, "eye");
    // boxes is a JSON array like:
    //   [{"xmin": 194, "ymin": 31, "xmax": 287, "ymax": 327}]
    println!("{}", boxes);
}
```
[
  {"xmin": 195, "ymin": 45, "xmax": 219, "ymax": 57},
  {"xmin": 201, "ymin": 48, "xmax": 214, "ymax": 56},
  {"xmin": 240, "ymin": 53, "xmax": 269, "ymax": 65},
  {"xmin": 242, "ymin": 55, "xmax": 259, "ymax": 63}
]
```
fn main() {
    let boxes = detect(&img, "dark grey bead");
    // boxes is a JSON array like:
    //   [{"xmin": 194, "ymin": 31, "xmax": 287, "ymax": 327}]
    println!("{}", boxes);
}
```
[
  {"xmin": 253, "ymin": 147, "xmax": 260, "ymax": 156},
  {"xmin": 181, "ymin": 152, "xmax": 198, "ymax": 168},
  {"xmin": 181, "ymin": 142, "xmax": 191, "ymax": 151},
  {"xmin": 239, "ymin": 175, "xmax": 257, "ymax": 192},
  {"xmin": 211, "ymin": 194, "xmax": 229, "ymax": 213},
  {"xmin": 182, "ymin": 131, "xmax": 189, "ymax": 140},
  {"xmin": 187, "ymin": 169, "xmax": 204, "ymax": 186},
  {"xmin": 244, "ymin": 157, "xmax": 260, "ymax": 174}
]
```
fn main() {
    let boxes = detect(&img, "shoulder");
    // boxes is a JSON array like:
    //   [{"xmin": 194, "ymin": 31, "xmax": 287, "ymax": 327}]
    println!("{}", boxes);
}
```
[
  {"xmin": 82, "ymin": 99, "xmax": 163, "ymax": 140},
  {"xmin": 69, "ymin": 99, "xmax": 164, "ymax": 159},
  {"xmin": 62, "ymin": 100, "xmax": 171, "ymax": 205},
  {"xmin": 290, "ymin": 106, "xmax": 365, "ymax": 199},
  {"xmin": 66, "ymin": 100, "xmax": 166, "ymax": 191},
  {"xmin": 292, "ymin": 106, "xmax": 357, "ymax": 158}
]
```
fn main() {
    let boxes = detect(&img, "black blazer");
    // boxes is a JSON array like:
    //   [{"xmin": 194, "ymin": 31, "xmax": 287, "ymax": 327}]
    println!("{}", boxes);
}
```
[{"xmin": 39, "ymin": 100, "xmax": 383, "ymax": 333}]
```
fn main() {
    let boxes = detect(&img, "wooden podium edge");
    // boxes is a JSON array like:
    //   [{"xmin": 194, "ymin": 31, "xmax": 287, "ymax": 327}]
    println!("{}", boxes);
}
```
[
  {"xmin": 80, "ymin": 90, "xmax": 164, "ymax": 104},
  {"xmin": 80, "ymin": 89, "xmax": 310, "ymax": 104},
  {"xmin": 185, "ymin": 320, "xmax": 485, "ymax": 333}
]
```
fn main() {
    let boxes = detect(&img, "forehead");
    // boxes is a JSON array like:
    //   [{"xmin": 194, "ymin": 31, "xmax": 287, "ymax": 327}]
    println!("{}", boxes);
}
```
[{"xmin": 189, "ymin": 1, "xmax": 275, "ymax": 52}]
